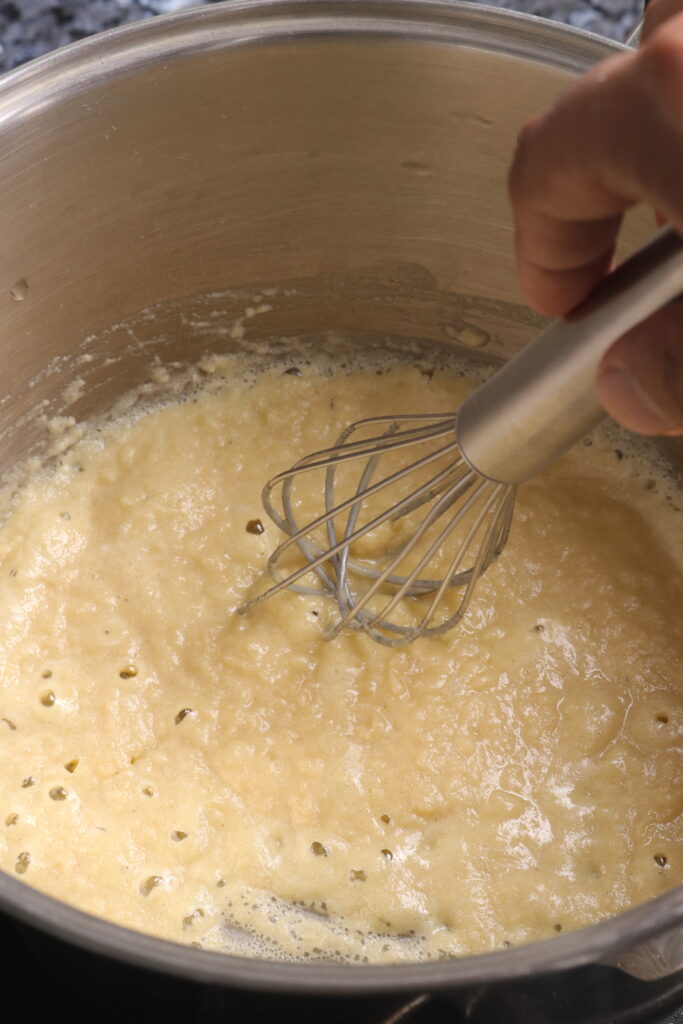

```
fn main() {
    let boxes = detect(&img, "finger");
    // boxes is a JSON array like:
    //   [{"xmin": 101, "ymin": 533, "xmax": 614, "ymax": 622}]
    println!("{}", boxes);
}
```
[
  {"xmin": 509, "ymin": 13, "xmax": 683, "ymax": 315},
  {"xmin": 596, "ymin": 304, "xmax": 683, "ymax": 435},
  {"xmin": 642, "ymin": 5, "xmax": 683, "ymax": 228},
  {"xmin": 514, "ymin": 211, "xmax": 620, "ymax": 316},
  {"xmin": 642, "ymin": 0, "xmax": 683, "ymax": 41}
]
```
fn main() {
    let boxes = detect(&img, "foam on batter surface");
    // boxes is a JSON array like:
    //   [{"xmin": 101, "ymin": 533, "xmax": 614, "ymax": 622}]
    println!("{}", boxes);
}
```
[{"xmin": 0, "ymin": 355, "xmax": 681, "ymax": 963}]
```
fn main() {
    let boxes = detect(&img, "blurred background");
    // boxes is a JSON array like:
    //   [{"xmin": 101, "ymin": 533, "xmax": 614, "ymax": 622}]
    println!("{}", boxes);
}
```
[{"xmin": 0, "ymin": 1, "xmax": 642, "ymax": 74}]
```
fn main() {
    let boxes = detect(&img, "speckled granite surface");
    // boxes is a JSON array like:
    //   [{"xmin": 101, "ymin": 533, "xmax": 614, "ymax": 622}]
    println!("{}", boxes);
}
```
[{"xmin": 0, "ymin": 1, "xmax": 641, "ymax": 74}]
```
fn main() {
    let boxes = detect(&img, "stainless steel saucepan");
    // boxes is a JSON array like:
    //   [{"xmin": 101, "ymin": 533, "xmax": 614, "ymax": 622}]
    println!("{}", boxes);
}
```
[{"xmin": 0, "ymin": 0, "xmax": 681, "ymax": 1016}]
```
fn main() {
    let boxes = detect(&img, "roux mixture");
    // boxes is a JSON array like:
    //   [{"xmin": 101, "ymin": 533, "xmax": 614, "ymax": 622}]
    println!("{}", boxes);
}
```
[{"xmin": 0, "ymin": 357, "xmax": 681, "ymax": 963}]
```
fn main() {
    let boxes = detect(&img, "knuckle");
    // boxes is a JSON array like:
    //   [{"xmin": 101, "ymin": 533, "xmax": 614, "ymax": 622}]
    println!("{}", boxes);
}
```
[
  {"xmin": 507, "ymin": 116, "xmax": 542, "ymax": 206},
  {"xmin": 506, "ymin": 154, "xmax": 524, "ymax": 208},
  {"xmin": 636, "ymin": 25, "xmax": 683, "ymax": 109},
  {"xmin": 642, "ymin": 1, "xmax": 683, "ymax": 41}
]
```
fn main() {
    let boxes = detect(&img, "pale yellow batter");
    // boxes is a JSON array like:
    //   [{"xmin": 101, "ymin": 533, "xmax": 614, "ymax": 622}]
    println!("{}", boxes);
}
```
[{"xmin": 0, "ymin": 357, "xmax": 681, "ymax": 963}]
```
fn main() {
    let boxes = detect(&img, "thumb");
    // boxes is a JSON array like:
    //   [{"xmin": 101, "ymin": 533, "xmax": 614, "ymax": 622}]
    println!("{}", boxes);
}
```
[{"xmin": 596, "ymin": 304, "xmax": 683, "ymax": 435}]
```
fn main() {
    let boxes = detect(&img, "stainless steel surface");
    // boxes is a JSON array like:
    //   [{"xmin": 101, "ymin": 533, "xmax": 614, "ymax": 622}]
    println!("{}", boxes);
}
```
[
  {"xmin": 0, "ymin": 0, "xmax": 680, "ymax": 999},
  {"xmin": 239, "ymin": 413, "xmax": 515, "ymax": 646},
  {"xmin": 457, "ymin": 226, "xmax": 683, "ymax": 484},
  {"xmin": 625, "ymin": 13, "xmax": 643, "ymax": 47},
  {"xmin": 625, "ymin": 22, "xmax": 642, "ymax": 47},
  {"xmin": 0, "ymin": 1, "xmax": 643, "ymax": 74}
]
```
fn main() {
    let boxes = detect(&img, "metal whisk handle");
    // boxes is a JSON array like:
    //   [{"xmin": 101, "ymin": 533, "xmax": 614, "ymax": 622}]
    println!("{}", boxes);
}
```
[{"xmin": 456, "ymin": 226, "xmax": 683, "ymax": 485}]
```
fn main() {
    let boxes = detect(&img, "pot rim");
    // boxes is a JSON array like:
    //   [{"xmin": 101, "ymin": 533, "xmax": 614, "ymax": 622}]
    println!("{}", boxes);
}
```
[
  {"xmin": 0, "ymin": 0, "xmax": 622, "ymax": 124},
  {"xmin": 1, "ymin": 0, "xmax": 680, "ymax": 994}
]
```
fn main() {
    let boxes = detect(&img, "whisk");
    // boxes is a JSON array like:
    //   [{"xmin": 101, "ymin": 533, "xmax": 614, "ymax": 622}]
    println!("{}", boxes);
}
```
[{"xmin": 238, "ymin": 228, "xmax": 683, "ymax": 646}]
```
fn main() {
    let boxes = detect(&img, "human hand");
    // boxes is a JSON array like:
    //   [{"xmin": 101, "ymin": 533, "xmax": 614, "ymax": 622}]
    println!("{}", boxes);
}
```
[{"xmin": 508, "ymin": 0, "xmax": 683, "ymax": 436}]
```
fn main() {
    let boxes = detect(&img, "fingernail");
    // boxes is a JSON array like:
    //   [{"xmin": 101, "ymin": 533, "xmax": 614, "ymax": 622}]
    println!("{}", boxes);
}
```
[{"xmin": 596, "ymin": 365, "xmax": 683, "ymax": 436}]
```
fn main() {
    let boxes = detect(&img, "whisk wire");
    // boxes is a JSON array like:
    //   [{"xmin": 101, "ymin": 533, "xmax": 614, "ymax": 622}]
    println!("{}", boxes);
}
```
[
  {"xmin": 238, "ymin": 411, "xmax": 517, "ymax": 645},
  {"xmin": 328, "ymin": 468, "xmax": 482, "ymax": 640},
  {"xmin": 327, "ymin": 425, "xmax": 395, "ymax": 621},
  {"xmin": 280, "ymin": 472, "xmax": 337, "ymax": 596},
  {"xmin": 263, "ymin": 420, "xmax": 454, "ymax": 528},
  {"xmin": 262, "ymin": 435, "xmax": 463, "ymax": 585},
  {"xmin": 403, "ymin": 483, "xmax": 515, "ymax": 640},
  {"xmin": 340, "ymin": 483, "xmax": 516, "ymax": 646},
  {"xmin": 258, "ymin": 451, "xmax": 464, "ymax": 604},
  {"xmin": 265, "ymin": 435, "xmax": 461, "ymax": 541},
  {"xmin": 363, "ymin": 474, "xmax": 490, "ymax": 629}
]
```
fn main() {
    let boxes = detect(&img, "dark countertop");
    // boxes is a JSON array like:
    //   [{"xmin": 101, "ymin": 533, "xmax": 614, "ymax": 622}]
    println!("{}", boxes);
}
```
[{"xmin": 0, "ymin": 1, "xmax": 642, "ymax": 75}]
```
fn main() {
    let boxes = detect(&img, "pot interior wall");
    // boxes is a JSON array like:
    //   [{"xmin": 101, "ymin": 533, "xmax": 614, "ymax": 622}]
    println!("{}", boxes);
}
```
[{"xmin": 0, "ymin": 22, "xmax": 652, "ymax": 476}]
